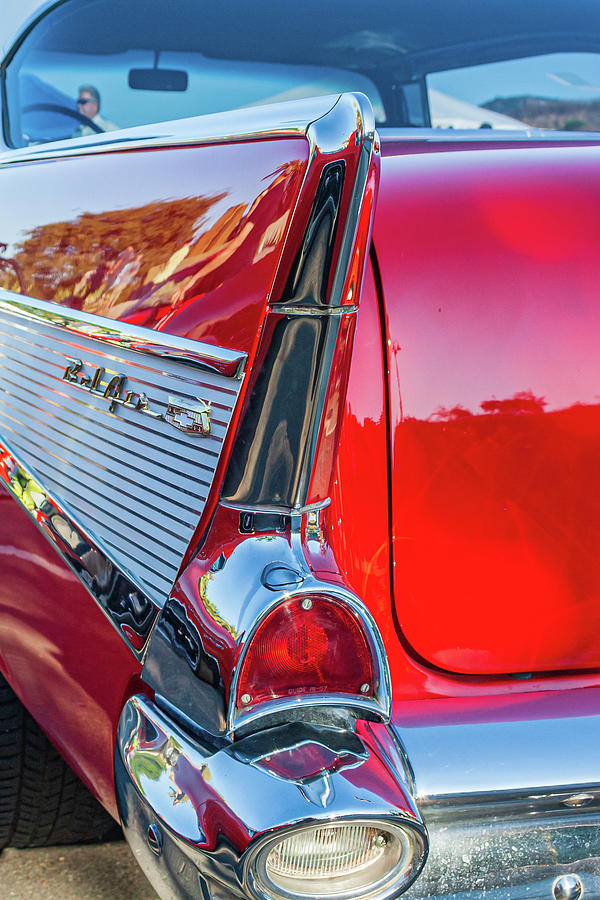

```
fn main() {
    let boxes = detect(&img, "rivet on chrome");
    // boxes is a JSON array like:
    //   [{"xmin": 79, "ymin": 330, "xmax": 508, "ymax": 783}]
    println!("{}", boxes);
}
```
[
  {"xmin": 553, "ymin": 874, "xmax": 583, "ymax": 900},
  {"xmin": 147, "ymin": 823, "xmax": 163, "ymax": 857},
  {"xmin": 241, "ymin": 693, "xmax": 252, "ymax": 705},
  {"xmin": 301, "ymin": 597, "xmax": 313, "ymax": 610},
  {"xmin": 360, "ymin": 683, "xmax": 371, "ymax": 694}
]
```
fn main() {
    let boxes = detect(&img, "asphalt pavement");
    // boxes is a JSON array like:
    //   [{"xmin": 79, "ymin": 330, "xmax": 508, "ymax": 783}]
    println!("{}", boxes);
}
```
[{"xmin": 0, "ymin": 840, "xmax": 160, "ymax": 900}]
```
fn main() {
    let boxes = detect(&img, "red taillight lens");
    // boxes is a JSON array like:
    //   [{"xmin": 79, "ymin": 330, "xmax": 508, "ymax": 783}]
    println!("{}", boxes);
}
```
[{"xmin": 235, "ymin": 594, "xmax": 374, "ymax": 711}]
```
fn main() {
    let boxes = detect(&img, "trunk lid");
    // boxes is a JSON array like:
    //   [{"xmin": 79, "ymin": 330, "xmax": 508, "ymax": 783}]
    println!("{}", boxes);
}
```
[{"xmin": 375, "ymin": 138, "xmax": 600, "ymax": 675}]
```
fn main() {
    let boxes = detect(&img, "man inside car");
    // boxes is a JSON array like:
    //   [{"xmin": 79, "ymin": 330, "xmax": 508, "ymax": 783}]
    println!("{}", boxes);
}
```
[{"xmin": 74, "ymin": 84, "xmax": 117, "ymax": 135}]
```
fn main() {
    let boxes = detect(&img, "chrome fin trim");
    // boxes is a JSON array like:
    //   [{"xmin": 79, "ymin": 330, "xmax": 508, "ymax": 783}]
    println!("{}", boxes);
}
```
[
  {"xmin": 0, "ymin": 290, "xmax": 247, "ymax": 378},
  {"xmin": 222, "ymin": 93, "xmax": 378, "ymax": 512},
  {"xmin": 0, "ymin": 92, "xmax": 341, "ymax": 162},
  {"xmin": 0, "ymin": 292, "xmax": 245, "ymax": 646}
]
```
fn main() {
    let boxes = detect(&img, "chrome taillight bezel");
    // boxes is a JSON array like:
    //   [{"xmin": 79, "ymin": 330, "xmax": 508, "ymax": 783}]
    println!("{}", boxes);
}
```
[{"xmin": 228, "ymin": 575, "xmax": 392, "ymax": 735}]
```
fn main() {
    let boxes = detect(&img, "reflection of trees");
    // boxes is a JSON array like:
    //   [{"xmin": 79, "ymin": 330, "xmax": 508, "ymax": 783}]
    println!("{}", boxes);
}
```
[
  {"xmin": 0, "ymin": 243, "xmax": 25, "ymax": 293},
  {"xmin": 431, "ymin": 390, "xmax": 547, "ymax": 422},
  {"xmin": 431, "ymin": 404, "xmax": 473, "ymax": 422},
  {"xmin": 480, "ymin": 390, "xmax": 546, "ymax": 415},
  {"xmin": 198, "ymin": 573, "xmax": 237, "ymax": 638},
  {"xmin": 130, "ymin": 751, "xmax": 166, "ymax": 785},
  {"xmin": 0, "ymin": 157, "xmax": 304, "ymax": 327},
  {"xmin": 7, "ymin": 470, "xmax": 46, "ymax": 512},
  {"xmin": 0, "ymin": 194, "xmax": 222, "ymax": 309}
]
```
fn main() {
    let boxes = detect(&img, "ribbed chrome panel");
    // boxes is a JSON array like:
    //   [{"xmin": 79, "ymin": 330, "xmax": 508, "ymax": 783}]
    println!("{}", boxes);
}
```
[{"xmin": 0, "ymin": 293, "xmax": 245, "ymax": 607}]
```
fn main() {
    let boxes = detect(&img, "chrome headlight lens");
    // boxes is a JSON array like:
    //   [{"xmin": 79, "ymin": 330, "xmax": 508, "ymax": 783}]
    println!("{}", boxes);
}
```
[{"xmin": 246, "ymin": 818, "xmax": 427, "ymax": 900}]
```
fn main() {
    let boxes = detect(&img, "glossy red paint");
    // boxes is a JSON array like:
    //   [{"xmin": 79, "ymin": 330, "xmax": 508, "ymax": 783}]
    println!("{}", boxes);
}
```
[
  {"xmin": 306, "ymin": 262, "xmax": 393, "ymax": 633},
  {"xmin": 309, "ymin": 252, "xmax": 600, "ymax": 705},
  {"xmin": 0, "ymin": 140, "xmax": 308, "ymax": 360},
  {"xmin": 0, "ymin": 492, "xmax": 140, "ymax": 818},
  {"xmin": 374, "ymin": 142, "xmax": 600, "ymax": 677}
]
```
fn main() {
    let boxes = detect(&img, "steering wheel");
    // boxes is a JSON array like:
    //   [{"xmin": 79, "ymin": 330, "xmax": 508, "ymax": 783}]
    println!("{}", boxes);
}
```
[{"xmin": 21, "ymin": 103, "xmax": 106, "ymax": 133}]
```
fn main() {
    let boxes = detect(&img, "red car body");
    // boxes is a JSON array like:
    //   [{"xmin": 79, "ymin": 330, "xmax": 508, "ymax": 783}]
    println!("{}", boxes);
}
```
[{"xmin": 1, "ymin": 3, "xmax": 600, "ymax": 899}]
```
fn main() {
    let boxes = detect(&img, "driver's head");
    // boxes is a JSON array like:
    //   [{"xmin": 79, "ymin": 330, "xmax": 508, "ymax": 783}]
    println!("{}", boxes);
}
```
[{"xmin": 77, "ymin": 85, "xmax": 100, "ymax": 119}]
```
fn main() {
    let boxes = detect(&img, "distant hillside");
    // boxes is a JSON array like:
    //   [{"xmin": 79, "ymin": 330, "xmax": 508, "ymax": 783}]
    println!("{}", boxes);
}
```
[{"xmin": 481, "ymin": 95, "xmax": 600, "ymax": 130}]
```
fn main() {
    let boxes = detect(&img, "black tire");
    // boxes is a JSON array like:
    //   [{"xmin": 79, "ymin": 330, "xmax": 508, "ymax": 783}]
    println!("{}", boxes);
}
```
[{"xmin": 0, "ymin": 672, "xmax": 122, "ymax": 849}]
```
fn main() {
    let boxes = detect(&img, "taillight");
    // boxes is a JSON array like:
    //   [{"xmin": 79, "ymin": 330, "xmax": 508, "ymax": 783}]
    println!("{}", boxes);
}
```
[{"xmin": 235, "ymin": 594, "xmax": 374, "ymax": 713}]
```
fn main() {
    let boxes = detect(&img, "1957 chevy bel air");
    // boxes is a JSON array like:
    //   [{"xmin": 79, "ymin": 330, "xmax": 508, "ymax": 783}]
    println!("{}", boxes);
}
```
[{"xmin": 1, "ymin": 1, "xmax": 600, "ymax": 898}]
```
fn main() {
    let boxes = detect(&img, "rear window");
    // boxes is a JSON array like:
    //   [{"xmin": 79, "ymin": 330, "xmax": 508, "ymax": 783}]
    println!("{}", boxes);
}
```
[{"xmin": 5, "ymin": 0, "xmax": 600, "ymax": 147}]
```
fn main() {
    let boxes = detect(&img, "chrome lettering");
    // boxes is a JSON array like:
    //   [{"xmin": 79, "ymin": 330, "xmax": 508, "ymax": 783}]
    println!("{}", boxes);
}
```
[
  {"xmin": 103, "ymin": 374, "xmax": 127, "ymax": 412},
  {"xmin": 63, "ymin": 357, "xmax": 82, "ymax": 382},
  {"xmin": 62, "ymin": 359, "xmax": 161, "ymax": 419}
]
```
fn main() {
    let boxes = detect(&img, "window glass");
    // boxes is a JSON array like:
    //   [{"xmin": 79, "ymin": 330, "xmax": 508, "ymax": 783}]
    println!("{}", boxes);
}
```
[
  {"xmin": 6, "ymin": 0, "xmax": 600, "ymax": 146},
  {"xmin": 5, "ymin": 0, "xmax": 385, "ymax": 148},
  {"xmin": 428, "ymin": 53, "xmax": 600, "ymax": 130}
]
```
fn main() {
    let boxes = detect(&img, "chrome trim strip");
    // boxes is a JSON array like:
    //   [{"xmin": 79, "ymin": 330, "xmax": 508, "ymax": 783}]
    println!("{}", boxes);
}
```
[
  {"xmin": 394, "ymin": 699, "xmax": 600, "ymax": 898},
  {"xmin": 268, "ymin": 304, "xmax": 359, "ymax": 316},
  {"xmin": 288, "ymin": 93, "xmax": 377, "ymax": 507},
  {"xmin": 381, "ymin": 127, "xmax": 600, "ymax": 143},
  {"xmin": 269, "ymin": 92, "xmax": 377, "ymax": 313},
  {"xmin": 0, "ymin": 92, "xmax": 340, "ymax": 162},
  {"xmin": 0, "ymin": 435, "xmax": 159, "ymax": 656},
  {"xmin": 0, "ymin": 290, "xmax": 247, "ymax": 378},
  {"xmin": 221, "ymin": 93, "xmax": 378, "ymax": 513},
  {"xmin": 220, "ymin": 497, "xmax": 332, "ymax": 516}
]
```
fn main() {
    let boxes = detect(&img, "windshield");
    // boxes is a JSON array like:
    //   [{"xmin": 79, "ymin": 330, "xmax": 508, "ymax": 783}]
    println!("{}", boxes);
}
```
[{"xmin": 5, "ymin": 0, "xmax": 600, "ymax": 146}]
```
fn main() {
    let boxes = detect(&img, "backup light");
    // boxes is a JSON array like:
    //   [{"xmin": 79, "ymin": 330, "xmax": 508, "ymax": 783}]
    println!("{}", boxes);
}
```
[{"xmin": 247, "ymin": 819, "xmax": 426, "ymax": 900}]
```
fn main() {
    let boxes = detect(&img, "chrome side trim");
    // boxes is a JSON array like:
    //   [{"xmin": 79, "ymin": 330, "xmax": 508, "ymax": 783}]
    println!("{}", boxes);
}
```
[
  {"xmin": 220, "ymin": 497, "xmax": 332, "ymax": 517},
  {"xmin": 0, "ymin": 295, "xmax": 245, "ymax": 615},
  {"xmin": 0, "ymin": 290, "xmax": 247, "ymax": 378},
  {"xmin": 0, "ymin": 437, "xmax": 158, "ymax": 656},
  {"xmin": 380, "ymin": 127, "xmax": 600, "ymax": 143},
  {"xmin": 115, "ymin": 694, "xmax": 426, "ymax": 900},
  {"xmin": 269, "ymin": 304, "xmax": 359, "ymax": 317},
  {"xmin": 289, "ymin": 93, "xmax": 377, "ymax": 506},
  {"xmin": 304, "ymin": 92, "xmax": 377, "ymax": 310}
]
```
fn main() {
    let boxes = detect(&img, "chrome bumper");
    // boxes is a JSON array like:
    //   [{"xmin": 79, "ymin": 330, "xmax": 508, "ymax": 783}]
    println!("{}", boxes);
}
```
[
  {"xmin": 398, "ymin": 690, "xmax": 600, "ymax": 899},
  {"xmin": 115, "ymin": 695, "xmax": 425, "ymax": 900},
  {"xmin": 116, "ymin": 691, "xmax": 600, "ymax": 900}
]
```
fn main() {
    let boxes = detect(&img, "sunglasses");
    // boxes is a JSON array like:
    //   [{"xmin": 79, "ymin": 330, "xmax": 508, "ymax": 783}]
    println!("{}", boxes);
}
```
[{"xmin": 77, "ymin": 97, "xmax": 93, "ymax": 105}]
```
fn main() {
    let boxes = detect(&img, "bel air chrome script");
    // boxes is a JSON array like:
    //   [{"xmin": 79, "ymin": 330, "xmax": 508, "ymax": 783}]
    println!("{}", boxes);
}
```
[{"xmin": 63, "ymin": 357, "xmax": 211, "ymax": 435}]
